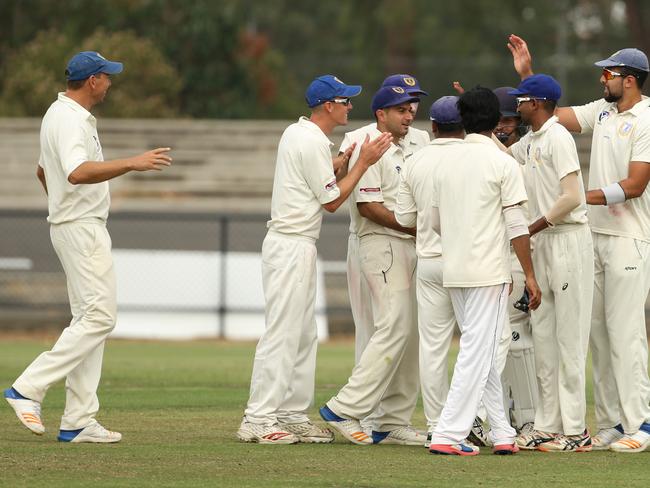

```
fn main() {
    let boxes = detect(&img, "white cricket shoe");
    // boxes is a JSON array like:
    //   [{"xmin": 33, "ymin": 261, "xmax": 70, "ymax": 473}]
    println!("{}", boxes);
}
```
[
  {"xmin": 515, "ymin": 429, "xmax": 557, "ymax": 450},
  {"xmin": 236, "ymin": 419, "xmax": 298, "ymax": 444},
  {"xmin": 319, "ymin": 405, "xmax": 372, "ymax": 445},
  {"xmin": 279, "ymin": 420, "xmax": 334, "ymax": 443},
  {"xmin": 372, "ymin": 426, "xmax": 427, "ymax": 446},
  {"xmin": 591, "ymin": 425, "xmax": 624, "ymax": 451},
  {"xmin": 58, "ymin": 422, "xmax": 122, "ymax": 443},
  {"xmin": 467, "ymin": 416, "xmax": 491, "ymax": 447},
  {"xmin": 609, "ymin": 427, "xmax": 650, "ymax": 453},
  {"xmin": 537, "ymin": 429, "xmax": 592, "ymax": 452},
  {"xmin": 4, "ymin": 387, "xmax": 45, "ymax": 435},
  {"xmin": 518, "ymin": 422, "xmax": 535, "ymax": 436}
]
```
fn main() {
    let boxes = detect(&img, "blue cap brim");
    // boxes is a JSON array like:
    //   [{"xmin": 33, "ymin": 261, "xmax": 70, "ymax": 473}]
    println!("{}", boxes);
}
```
[
  {"xmin": 407, "ymin": 89, "xmax": 428, "ymax": 97},
  {"xmin": 102, "ymin": 61, "xmax": 124, "ymax": 75},
  {"xmin": 340, "ymin": 85, "xmax": 362, "ymax": 97},
  {"xmin": 379, "ymin": 95, "xmax": 420, "ymax": 110},
  {"xmin": 594, "ymin": 59, "xmax": 623, "ymax": 68}
]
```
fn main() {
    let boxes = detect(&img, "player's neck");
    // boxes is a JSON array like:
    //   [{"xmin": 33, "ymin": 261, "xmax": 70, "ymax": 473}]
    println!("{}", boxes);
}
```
[
  {"xmin": 530, "ymin": 112, "xmax": 552, "ymax": 132},
  {"xmin": 616, "ymin": 90, "xmax": 643, "ymax": 113},
  {"xmin": 309, "ymin": 113, "xmax": 336, "ymax": 135},
  {"xmin": 64, "ymin": 89, "xmax": 95, "ymax": 112}
]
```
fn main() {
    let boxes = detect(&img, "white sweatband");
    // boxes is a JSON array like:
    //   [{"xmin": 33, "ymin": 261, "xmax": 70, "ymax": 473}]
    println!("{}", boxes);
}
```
[
  {"xmin": 503, "ymin": 205, "xmax": 529, "ymax": 240},
  {"xmin": 601, "ymin": 182, "xmax": 626, "ymax": 205}
]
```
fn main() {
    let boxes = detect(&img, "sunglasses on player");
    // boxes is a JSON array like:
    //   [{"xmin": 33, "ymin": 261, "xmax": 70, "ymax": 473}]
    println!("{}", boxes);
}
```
[
  {"xmin": 329, "ymin": 98, "xmax": 352, "ymax": 106},
  {"xmin": 602, "ymin": 68, "xmax": 624, "ymax": 81},
  {"xmin": 515, "ymin": 96, "xmax": 547, "ymax": 107}
]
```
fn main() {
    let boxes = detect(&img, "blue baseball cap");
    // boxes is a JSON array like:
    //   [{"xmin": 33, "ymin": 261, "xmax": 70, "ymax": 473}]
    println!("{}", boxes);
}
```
[
  {"xmin": 429, "ymin": 96, "xmax": 461, "ymax": 124},
  {"xmin": 508, "ymin": 74, "xmax": 562, "ymax": 101},
  {"xmin": 65, "ymin": 51, "xmax": 123, "ymax": 81},
  {"xmin": 381, "ymin": 74, "xmax": 428, "ymax": 96},
  {"xmin": 371, "ymin": 86, "xmax": 420, "ymax": 113},
  {"xmin": 305, "ymin": 75, "xmax": 362, "ymax": 108},
  {"xmin": 493, "ymin": 87, "xmax": 518, "ymax": 117},
  {"xmin": 595, "ymin": 48, "xmax": 649, "ymax": 72}
]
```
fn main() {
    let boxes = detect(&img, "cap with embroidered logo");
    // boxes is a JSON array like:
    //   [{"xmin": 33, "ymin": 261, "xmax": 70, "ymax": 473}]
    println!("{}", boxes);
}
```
[
  {"xmin": 381, "ymin": 74, "xmax": 428, "ymax": 96},
  {"xmin": 65, "ymin": 51, "xmax": 123, "ymax": 81},
  {"xmin": 305, "ymin": 75, "xmax": 362, "ymax": 108},
  {"xmin": 371, "ymin": 86, "xmax": 420, "ymax": 113}
]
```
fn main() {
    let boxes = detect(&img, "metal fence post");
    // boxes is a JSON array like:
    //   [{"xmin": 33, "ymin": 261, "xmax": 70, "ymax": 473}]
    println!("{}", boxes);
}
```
[{"xmin": 218, "ymin": 215, "xmax": 229, "ymax": 339}]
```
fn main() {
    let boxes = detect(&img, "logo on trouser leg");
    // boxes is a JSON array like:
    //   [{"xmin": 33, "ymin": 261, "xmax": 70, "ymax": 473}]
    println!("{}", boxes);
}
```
[{"xmin": 562, "ymin": 283, "xmax": 568, "ymax": 290}]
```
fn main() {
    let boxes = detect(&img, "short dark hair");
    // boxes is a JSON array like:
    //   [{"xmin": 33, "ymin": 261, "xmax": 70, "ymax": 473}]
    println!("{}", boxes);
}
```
[
  {"xmin": 458, "ymin": 86, "xmax": 501, "ymax": 134},
  {"xmin": 436, "ymin": 122, "xmax": 464, "ymax": 134},
  {"xmin": 621, "ymin": 67, "xmax": 648, "ymax": 89},
  {"xmin": 540, "ymin": 99, "xmax": 557, "ymax": 113},
  {"xmin": 66, "ymin": 78, "xmax": 87, "ymax": 90}
]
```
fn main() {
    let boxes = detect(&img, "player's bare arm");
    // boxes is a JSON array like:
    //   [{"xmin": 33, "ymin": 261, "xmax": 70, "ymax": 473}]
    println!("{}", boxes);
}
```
[
  {"xmin": 68, "ymin": 147, "xmax": 172, "ymax": 185},
  {"xmin": 36, "ymin": 165, "xmax": 47, "ymax": 195},
  {"xmin": 586, "ymin": 161, "xmax": 650, "ymax": 205},
  {"xmin": 529, "ymin": 172, "xmax": 582, "ymax": 236},
  {"xmin": 333, "ymin": 144, "xmax": 355, "ymax": 181},
  {"xmin": 508, "ymin": 34, "xmax": 581, "ymax": 133},
  {"xmin": 322, "ymin": 133, "xmax": 391, "ymax": 213},
  {"xmin": 357, "ymin": 202, "xmax": 416, "ymax": 236}
]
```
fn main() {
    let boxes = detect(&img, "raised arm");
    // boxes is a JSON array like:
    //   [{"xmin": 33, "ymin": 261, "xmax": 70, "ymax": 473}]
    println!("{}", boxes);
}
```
[{"xmin": 68, "ymin": 148, "xmax": 172, "ymax": 185}]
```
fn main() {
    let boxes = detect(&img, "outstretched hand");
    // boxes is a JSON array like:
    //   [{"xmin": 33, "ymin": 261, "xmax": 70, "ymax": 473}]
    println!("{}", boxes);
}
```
[
  {"xmin": 130, "ymin": 147, "xmax": 172, "ymax": 172},
  {"xmin": 507, "ymin": 34, "xmax": 534, "ymax": 80},
  {"xmin": 452, "ymin": 81, "xmax": 465, "ymax": 95},
  {"xmin": 358, "ymin": 133, "xmax": 392, "ymax": 167}
]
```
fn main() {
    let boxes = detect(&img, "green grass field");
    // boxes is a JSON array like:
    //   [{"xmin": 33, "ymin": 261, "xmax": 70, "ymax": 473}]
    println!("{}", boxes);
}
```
[{"xmin": 0, "ymin": 337, "xmax": 648, "ymax": 487}]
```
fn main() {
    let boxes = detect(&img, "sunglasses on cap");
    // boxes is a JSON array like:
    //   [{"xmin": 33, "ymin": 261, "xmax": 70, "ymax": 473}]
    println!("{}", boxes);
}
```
[{"xmin": 515, "ymin": 96, "xmax": 547, "ymax": 107}]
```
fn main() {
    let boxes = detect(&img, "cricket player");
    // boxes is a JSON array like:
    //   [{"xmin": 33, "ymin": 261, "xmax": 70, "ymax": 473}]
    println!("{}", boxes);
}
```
[
  {"xmin": 340, "ymin": 74, "xmax": 429, "ymax": 366},
  {"xmin": 394, "ymin": 96, "xmax": 464, "ymax": 444},
  {"xmin": 320, "ymin": 85, "xmax": 428, "ymax": 446},
  {"xmin": 428, "ymin": 87, "xmax": 541, "ymax": 456},
  {"xmin": 237, "ymin": 75, "xmax": 392, "ymax": 444},
  {"xmin": 3, "ymin": 51, "xmax": 172, "ymax": 443},
  {"xmin": 509, "ymin": 34, "xmax": 650, "ymax": 453},
  {"xmin": 507, "ymin": 74, "xmax": 593, "ymax": 452}
]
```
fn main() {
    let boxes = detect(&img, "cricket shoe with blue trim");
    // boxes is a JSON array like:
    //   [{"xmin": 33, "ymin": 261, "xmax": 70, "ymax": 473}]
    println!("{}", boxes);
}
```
[
  {"xmin": 372, "ymin": 426, "xmax": 427, "ymax": 446},
  {"xmin": 4, "ymin": 387, "xmax": 44, "ymax": 435},
  {"xmin": 319, "ymin": 405, "xmax": 371, "ymax": 445},
  {"xmin": 591, "ymin": 424, "xmax": 624, "ymax": 450},
  {"xmin": 58, "ymin": 422, "xmax": 121, "ymax": 443},
  {"xmin": 609, "ymin": 423, "xmax": 650, "ymax": 453},
  {"xmin": 429, "ymin": 443, "xmax": 480, "ymax": 456}
]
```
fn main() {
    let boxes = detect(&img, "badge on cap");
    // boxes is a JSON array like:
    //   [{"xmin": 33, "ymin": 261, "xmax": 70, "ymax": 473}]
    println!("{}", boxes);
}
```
[
  {"xmin": 403, "ymin": 77, "xmax": 416, "ymax": 86},
  {"xmin": 392, "ymin": 87, "xmax": 405, "ymax": 93}
]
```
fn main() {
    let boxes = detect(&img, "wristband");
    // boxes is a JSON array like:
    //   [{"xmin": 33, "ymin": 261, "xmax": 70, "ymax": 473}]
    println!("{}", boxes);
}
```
[{"xmin": 601, "ymin": 182, "xmax": 626, "ymax": 205}]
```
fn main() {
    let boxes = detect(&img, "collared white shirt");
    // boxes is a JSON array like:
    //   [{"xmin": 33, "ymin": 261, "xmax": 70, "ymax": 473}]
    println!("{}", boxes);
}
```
[
  {"xmin": 431, "ymin": 133, "xmax": 528, "ymax": 287},
  {"xmin": 395, "ymin": 137, "xmax": 465, "ymax": 258},
  {"xmin": 510, "ymin": 116, "xmax": 588, "ymax": 225},
  {"xmin": 39, "ymin": 92, "xmax": 109, "ymax": 224},
  {"xmin": 573, "ymin": 97, "xmax": 650, "ymax": 241},
  {"xmin": 266, "ymin": 116, "xmax": 340, "ymax": 240},
  {"xmin": 346, "ymin": 124, "xmax": 429, "ymax": 239}
]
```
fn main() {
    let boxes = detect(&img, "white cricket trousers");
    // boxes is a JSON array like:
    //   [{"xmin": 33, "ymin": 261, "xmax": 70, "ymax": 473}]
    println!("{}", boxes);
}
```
[
  {"xmin": 431, "ymin": 284, "xmax": 516, "ymax": 446},
  {"xmin": 244, "ymin": 231, "xmax": 318, "ymax": 425},
  {"xmin": 590, "ymin": 232, "xmax": 650, "ymax": 434},
  {"xmin": 328, "ymin": 234, "xmax": 418, "ymax": 432},
  {"xmin": 347, "ymin": 233, "xmax": 374, "ymax": 363},
  {"xmin": 531, "ymin": 224, "xmax": 593, "ymax": 435},
  {"xmin": 416, "ymin": 256, "xmax": 456, "ymax": 431},
  {"xmin": 13, "ymin": 220, "xmax": 117, "ymax": 430}
]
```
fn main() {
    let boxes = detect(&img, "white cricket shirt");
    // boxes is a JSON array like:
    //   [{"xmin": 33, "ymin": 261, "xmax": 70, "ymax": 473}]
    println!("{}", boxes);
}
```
[
  {"xmin": 266, "ymin": 117, "xmax": 340, "ymax": 240},
  {"xmin": 39, "ymin": 93, "xmax": 109, "ymax": 224},
  {"xmin": 573, "ymin": 97, "xmax": 650, "ymax": 241},
  {"xmin": 510, "ymin": 116, "xmax": 588, "ymax": 225},
  {"xmin": 431, "ymin": 133, "xmax": 528, "ymax": 287},
  {"xmin": 395, "ymin": 138, "xmax": 465, "ymax": 258},
  {"xmin": 347, "ymin": 125, "xmax": 428, "ymax": 239}
]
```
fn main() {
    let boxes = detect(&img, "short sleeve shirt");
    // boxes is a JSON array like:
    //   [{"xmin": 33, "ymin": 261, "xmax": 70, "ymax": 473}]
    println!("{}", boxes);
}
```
[
  {"xmin": 395, "ymin": 138, "xmax": 465, "ymax": 258},
  {"xmin": 510, "ymin": 116, "xmax": 587, "ymax": 225},
  {"xmin": 39, "ymin": 93, "xmax": 109, "ymax": 224},
  {"xmin": 572, "ymin": 97, "xmax": 650, "ymax": 241},
  {"xmin": 350, "ymin": 126, "xmax": 429, "ymax": 239},
  {"xmin": 266, "ymin": 117, "xmax": 340, "ymax": 239},
  {"xmin": 431, "ymin": 133, "xmax": 528, "ymax": 287}
]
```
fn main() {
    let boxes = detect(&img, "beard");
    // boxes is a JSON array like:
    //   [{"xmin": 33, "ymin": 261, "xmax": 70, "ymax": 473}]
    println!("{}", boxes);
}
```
[{"xmin": 604, "ymin": 93, "xmax": 621, "ymax": 103}]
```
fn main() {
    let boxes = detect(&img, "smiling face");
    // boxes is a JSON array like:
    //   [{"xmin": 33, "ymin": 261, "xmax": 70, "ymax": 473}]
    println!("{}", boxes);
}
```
[
  {"xmin": 377, "ymin": 102, "xmax": 414, "ymax": 139},
  {"xmin": 326, "ymin": 97, "xmax": 353, "ymax": 125}
]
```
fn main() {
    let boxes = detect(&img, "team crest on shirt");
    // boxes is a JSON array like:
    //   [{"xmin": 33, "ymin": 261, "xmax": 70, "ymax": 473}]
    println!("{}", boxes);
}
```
[
  {"xmin": 395, "ymin": 165, "xmax": 401, "ymax": 174},
  {"xmin": 392, "ymin": 87, "xmax": 405, "ymax": 94},
  {"xmin": 402, "ymin": 77, "xmax": 416, "ymax": 86},
  {"xmin": 534, "ymin": 146, "xmax": 542, "ymax": 164},
  {"xmin": 598, "ymin": 111, "xmax": 610, "ymax": 123},
  {"xmin": 325, "ymin": 179, "xmax": 337, "ymax": 190},
  {"xmin": 618, "ymin": 121, "xmax": 633, "ymax": 137}
]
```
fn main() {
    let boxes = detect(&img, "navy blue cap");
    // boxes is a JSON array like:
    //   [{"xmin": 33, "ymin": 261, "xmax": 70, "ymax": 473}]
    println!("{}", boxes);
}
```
[
  {"xmin": 508, "ymin": 74, "xmax": 561, "ymax": 101},
  {"xmin": 493, "ymin": 87, "xmax": 518, "ymax": 117},
  {"xmin": 305, "ymin": 75, "xmax": 362, "ymax": 108},
  {"xmin": 371, "ymin": 86, "xmax": 420, "ymax": 113},
  {"xmin": 66, "ymin": 51, "xmax": 123, "ymax": 81},
  {"xmin": 429, "ymin": 96, "xmax": 461, "ymax": 124},
  {"xmin": 381, "ymin": 74, "xmax": 428, "ymax": 96},
  {"xmin": 595, "ymin": 48, "xmax": 649, "ymax": 72}
]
